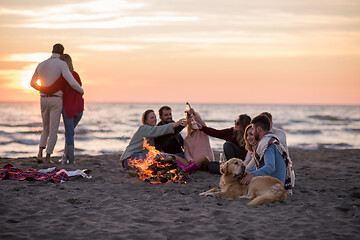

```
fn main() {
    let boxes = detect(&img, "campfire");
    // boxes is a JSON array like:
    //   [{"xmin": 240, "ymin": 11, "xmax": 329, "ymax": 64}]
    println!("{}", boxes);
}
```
[{"xmin": 127, "ymin": 138, "xmax": 185, "ymax": 184}]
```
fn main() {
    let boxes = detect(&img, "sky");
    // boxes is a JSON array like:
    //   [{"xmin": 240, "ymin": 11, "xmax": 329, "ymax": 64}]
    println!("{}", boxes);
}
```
[{"xmin": 0, "ymin": 0, "xmax": 359, "ymax": 105}]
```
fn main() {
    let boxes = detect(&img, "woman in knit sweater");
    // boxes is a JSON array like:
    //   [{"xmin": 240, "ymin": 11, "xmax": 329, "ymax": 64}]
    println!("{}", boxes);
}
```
[{"xmin": 120, "ymin": 110, "xmax": 186, "ymax": 169}]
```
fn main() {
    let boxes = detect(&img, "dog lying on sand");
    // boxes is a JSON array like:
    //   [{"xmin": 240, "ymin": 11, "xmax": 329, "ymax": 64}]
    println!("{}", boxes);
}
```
[{"xmin": 200, "ymin": 158, "xmax": 287, "ymax": 206}]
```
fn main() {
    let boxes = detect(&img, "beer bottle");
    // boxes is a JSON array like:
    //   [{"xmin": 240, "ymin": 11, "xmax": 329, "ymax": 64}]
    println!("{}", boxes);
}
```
[{"xmin": 185, "ymin": 102, "xmax": 199, "ymax": 130}]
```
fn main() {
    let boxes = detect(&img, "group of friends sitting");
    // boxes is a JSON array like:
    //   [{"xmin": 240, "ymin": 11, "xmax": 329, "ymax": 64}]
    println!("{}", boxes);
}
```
[{"xmin": 120, "ymin": 106, "xmax": 295, "ymax": 192}]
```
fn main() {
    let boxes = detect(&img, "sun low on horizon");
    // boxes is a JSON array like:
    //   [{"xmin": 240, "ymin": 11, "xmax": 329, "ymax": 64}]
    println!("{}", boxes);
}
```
[{"xmin": 0, "ymin": 0, "xmax": 359, "ymax": 105}]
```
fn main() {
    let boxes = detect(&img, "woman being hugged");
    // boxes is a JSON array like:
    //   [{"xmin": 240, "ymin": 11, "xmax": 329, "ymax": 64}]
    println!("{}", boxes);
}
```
[
  {"xmin": 120, "ymin": 110, "xmax": 186, "ymax": 169},
  {"xmin": 59, "ymin": 54, "xmax": 84, "ymax": 164}
]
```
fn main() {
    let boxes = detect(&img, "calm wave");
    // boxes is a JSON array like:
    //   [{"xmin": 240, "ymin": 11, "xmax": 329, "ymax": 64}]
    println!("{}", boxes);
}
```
[{"xmin": 0, "ymin": 102, "xmax": 359, "ymax": 158}]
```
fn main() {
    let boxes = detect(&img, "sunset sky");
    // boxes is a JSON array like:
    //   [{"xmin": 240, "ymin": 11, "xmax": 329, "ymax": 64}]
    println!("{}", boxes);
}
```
[{"xmin": 0, "ymin": 0, "xmax": 359, "ymax": 105}]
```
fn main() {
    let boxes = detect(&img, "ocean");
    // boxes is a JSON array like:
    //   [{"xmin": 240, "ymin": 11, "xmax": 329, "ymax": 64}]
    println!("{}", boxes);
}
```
[{"xmin": 0, "ymin": 102, "xmax": 359, "ymax": 158}]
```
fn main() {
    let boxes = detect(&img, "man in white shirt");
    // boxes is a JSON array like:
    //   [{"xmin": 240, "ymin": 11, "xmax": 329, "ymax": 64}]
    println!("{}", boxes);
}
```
[
  {"xmin": 30, "ymin": 43, "xmax": 84, "ymax": 163},
  {"xmin": 261, "ymin": 112, "xmax": 289, "ymax": 154}
]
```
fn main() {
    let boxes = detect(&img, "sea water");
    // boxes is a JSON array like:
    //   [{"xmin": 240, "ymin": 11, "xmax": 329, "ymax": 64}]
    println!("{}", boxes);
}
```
[{"xmin": 0, "ymin": 102, "xmax": 359, "ymax": 158}]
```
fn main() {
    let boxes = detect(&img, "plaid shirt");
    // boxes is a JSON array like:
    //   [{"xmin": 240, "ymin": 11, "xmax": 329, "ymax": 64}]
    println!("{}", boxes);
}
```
[{"xmin": 0, "ymin": 164, "xmax": 68, "ymax": 183}]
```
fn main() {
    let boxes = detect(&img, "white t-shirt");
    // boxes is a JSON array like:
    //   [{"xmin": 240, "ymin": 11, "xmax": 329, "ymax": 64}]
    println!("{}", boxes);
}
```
[
  {"xmin": 271, "ymin": 127, "xmax": 289, "ymax": 153},
  {"xmin": 31, "ymin": 53, "xmax": 83, "ymax": 95}
]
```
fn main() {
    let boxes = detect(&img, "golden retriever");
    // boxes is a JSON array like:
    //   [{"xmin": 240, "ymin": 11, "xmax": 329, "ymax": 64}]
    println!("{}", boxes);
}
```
[{"xmin": 200, "ymin": 158, "xmax": 287, "ymax": 206}]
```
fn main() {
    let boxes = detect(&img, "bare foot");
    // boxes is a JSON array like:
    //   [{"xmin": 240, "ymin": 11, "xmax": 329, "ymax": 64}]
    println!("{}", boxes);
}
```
[
  {"xmin": 37, "ymin": 147, "xmax": 44, "ymax": 158},
  {"xmin": 37, "ymin": 155, "xmax": 44, "ymax": 163},
  {"xmin": 44, "ymin": 154, "xmax": 54, "ymax": 163}
]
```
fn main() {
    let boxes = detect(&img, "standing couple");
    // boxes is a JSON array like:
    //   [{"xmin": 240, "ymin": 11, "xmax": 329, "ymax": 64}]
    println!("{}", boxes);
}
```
[
  {"xmin": 30, "ymin": 43, "xmax": 84, "ymax": 164},
  {"xmin": 121, "ymin": 105, "xmax": 213, "ymax": 173}
]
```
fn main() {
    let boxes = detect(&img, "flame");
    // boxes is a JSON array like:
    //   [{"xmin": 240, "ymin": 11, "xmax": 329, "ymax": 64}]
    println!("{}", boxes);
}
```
[
  {"xmin": 127, "ymin": 138, "xmax": 184, "ymax": 184},
  {"xmin": 36, "ymin": 79, "xmax": 42, "ymax": 86}
]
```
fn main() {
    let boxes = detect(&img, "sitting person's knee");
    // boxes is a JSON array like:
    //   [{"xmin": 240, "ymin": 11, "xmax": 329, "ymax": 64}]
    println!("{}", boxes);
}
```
[
  {"xmin": 223, "ymin": 141, "xmax": 238, "ymax": 159},
  {"xmin": 223, "ymin": 141, "xmax": 234, "ymax": 150},
  {"xmin": 196, "ymin": 156, "xmax": 209, "ymax": 170}
]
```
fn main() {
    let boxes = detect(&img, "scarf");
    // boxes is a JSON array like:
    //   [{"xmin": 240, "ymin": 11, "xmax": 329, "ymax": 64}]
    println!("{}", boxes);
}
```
[{"xmin": 254, "ymin": 133, "xmax": 295, "ymax": 193}]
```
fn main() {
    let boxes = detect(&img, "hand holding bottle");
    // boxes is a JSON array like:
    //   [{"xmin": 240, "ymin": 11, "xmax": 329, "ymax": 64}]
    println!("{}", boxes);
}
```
[
  {"xmin": 185, "ymin": 102, "xmax": 199, "ymax": 130},
  {"xmin": 173, "ymin": 118, "xmax": 187, "ymax": 128}
]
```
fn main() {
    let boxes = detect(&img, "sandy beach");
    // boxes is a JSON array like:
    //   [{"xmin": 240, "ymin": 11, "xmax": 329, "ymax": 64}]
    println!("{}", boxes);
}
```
[{"xmin": 0, "ymin": 149, "xmax": 359, "ymax": 239}]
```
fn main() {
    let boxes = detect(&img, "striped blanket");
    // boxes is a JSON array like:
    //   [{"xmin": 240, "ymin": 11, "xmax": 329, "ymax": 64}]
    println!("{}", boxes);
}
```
[{"xmin": 0, "ymin": 164, "xmax": 69, "ymax": 183}]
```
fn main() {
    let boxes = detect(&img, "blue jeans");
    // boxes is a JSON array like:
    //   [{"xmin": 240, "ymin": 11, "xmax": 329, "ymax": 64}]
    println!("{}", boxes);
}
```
[{"xmin": 62, "ymin": 108, "xmax": 83, "ymax": 146}]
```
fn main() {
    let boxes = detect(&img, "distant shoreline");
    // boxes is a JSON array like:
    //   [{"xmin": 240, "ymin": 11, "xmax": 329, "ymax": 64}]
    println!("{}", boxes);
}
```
[{"xmin": 1, "ymin": 103, "xmax": 359, "ymax": 158}]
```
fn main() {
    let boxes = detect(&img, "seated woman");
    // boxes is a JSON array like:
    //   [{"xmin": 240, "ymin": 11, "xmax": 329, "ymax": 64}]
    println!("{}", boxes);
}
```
[
  {"xmin": 198, "ymin": 114, "xmax": 251, "ymax": 161},
  {"xmin": 195, "ymin": 114, "xmax": 251, "ymax": 174},
  {"xmin": 243, "ymin": 124, "xmax": 258, "ymax": 170},
  {"xmin": 180, "ymin": 108, "xmax": 214, "ymax": 172},
  {"xmin": 120, "ymin": 109, "xmax": 187, "ymax": 170}
]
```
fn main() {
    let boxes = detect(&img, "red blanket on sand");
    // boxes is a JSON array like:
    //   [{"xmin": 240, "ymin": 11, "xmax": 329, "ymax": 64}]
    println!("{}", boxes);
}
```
[{"xmin": 0, "ymin": 164, "xmax": 68, "ymax": 183}]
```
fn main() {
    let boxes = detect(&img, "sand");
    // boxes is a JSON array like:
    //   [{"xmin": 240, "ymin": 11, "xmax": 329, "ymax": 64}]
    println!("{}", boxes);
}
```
[{"xmin": 0, "ymin": 149, "xmax": 359, "ymax": 240}]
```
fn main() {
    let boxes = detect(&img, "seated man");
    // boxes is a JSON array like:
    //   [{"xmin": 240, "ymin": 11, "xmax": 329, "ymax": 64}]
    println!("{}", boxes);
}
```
[
  {"xmin": 154, "ymin": 106, "xmax": 185, "ymax": 157},
  {"xmin": 240, "ymin": 115, "xmax": 295, "ymax": 192}
]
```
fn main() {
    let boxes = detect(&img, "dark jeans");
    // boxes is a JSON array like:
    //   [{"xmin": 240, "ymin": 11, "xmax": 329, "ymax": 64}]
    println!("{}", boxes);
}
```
[
  {"xmin": 223, "ymin": 141, "xmax": 242, "ymax": 160},
  {"xmin": 208, "ymin": 142, "xmax": 242, "ymax": 175},
  {"xmin": 208, "ymin": 162, "xmax": 220, "ymax": 174}
]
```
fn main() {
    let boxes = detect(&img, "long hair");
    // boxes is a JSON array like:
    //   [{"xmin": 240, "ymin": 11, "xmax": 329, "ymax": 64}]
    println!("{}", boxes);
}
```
[
  {"xmin": 60, "ymin": 54, "xmax": 74, "ymax": 72},
  {"xmin": 244, "ymin": 125, "xmax": 257, "ymax": 152},
  {"xmin": 233, "ymin": 114, "xmax": 251, "ymax": 147}
]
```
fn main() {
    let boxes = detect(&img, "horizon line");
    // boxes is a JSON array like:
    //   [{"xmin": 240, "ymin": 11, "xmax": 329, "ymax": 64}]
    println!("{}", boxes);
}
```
[{"xmin": 0, "ymin": 100, "xmax": 359, "ymax": 107}]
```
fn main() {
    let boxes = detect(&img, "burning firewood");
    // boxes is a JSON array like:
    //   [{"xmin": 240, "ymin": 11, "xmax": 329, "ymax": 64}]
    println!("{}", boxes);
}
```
[{"xmin": 127, "ymin": 138, "xmax": 185, "ymax": 184}]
